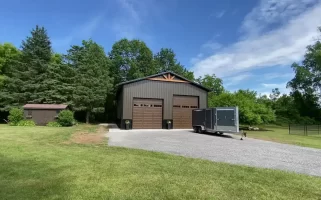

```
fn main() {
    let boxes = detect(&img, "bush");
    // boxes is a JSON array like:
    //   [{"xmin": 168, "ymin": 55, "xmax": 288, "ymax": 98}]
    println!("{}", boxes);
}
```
[
  {"xmin": 57, "ymin": 110, "xmax": 74, "ymax": 127},
  {"xmin": 46, "ymin": 121, "xmax": 62, "ymax": 127},
  {"xmin": 8, "ymin": 108, "xmax": 24, "ymax": 126},
  {"xmin": 16, "ymin": 120, "xmax": 36, "ymax": 126}
]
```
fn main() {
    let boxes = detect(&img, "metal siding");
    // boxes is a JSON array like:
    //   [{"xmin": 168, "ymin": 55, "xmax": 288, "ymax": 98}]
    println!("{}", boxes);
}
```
[
  {"xmin": 122, "ymin": 80, "xmax": 207, "ymax": 119},
  {"xmin": 117, "ymin": 89, "xmax": 123, "ymax": 119},
  {"xmin": 24, "ymin": 109, "xmax": 59, "ymax": 125}
]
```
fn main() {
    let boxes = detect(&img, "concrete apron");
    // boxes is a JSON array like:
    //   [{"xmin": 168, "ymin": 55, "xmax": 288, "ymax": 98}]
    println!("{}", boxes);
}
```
[{"xmin": 108, "ymin": 129, "xmax": 192, "ymax": 133}]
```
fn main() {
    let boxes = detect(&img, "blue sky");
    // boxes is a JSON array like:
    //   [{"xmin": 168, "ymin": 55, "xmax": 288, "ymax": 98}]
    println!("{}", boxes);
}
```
[{"xmin": 1, "ymin": 0, "xmax": 321, "ymax": 95}]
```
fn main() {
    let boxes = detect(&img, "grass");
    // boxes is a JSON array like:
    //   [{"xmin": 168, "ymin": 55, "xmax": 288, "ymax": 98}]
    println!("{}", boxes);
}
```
[
  {"xmin": 0, "ymin": 125, "xmax": 321, "ymax": 200},
  {"xmin": 245, "ymin": 125, "xmax": 321, "ymax": 149}
]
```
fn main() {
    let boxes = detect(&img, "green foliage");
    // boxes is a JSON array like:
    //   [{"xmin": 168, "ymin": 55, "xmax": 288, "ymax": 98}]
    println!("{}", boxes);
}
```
[
  {"xmin": 0, "ymin": 43, "xmax": 21, "ymax": 75},
  {"xmin": 46, "ymin": 121, "xmax": 62, "ymax": 127},
  {"xmin": 196, "ymin": 74, "xmax": 224, "ymax": 96},
  {"xmin": 21, "ymin": 25, "xmax": 52, "ymax": 63},
  {"xmin": 8, "ymin": 108, "xmax": 24, "ymax": 125},
  {"xmin": 57, "ymin": 110, "xmax": 74, "ymax": 127},
  {"xmin": 0, "ymin": 43, "xmax": 21, "ymax": 89},
  {"xmin": 153, "ymin": 48, "xmax": 194, "ymax": 80},
  {"xmin": 210, "ymin": 90, "xmax": 275, "ymax": 125},
  {"xmin": 68, "ymin": 39, "xmax": 113, "ymax": 123},
  {"xmin": 0, "ymin": 26, "xmax": 53, "ymax": 111},
  {"xmin": 16, "ymin": 120, "xmax": 36, "ymax": 126},
  {"xmin": 109, "ymin": 39, "xmax": 155, "ymax": 84},
  {"xmin": 286, "ymin": 35, "xmax": 321, "ymax": 123},
  {"xmin": 42, "ymin": 63, "xmax": 76, "ymax": 104}
]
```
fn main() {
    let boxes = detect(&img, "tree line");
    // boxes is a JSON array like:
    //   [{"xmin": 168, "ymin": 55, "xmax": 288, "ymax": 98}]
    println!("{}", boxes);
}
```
[{"xmin": 0, "ymin": 25, "xmax": 320, "ymax": 125}]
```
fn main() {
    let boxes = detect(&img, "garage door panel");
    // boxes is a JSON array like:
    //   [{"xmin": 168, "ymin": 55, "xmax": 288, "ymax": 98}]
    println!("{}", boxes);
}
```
[
  {"xmin": 173, "ymin": 96, "xmax": 198, "ymax": 129},
  {"xmin": 133, "ymin": 98, "xmax": 163, "ymax": 129}
]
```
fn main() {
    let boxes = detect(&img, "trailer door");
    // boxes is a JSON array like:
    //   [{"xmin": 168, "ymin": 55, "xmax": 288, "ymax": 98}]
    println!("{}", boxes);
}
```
[
  {"xmin": 216, "ymin": 109, "xmax": 235, "ymax": 126},
  {"xmin": 205, "ymin": 109, "xmax": 212, "ymax": 129}
]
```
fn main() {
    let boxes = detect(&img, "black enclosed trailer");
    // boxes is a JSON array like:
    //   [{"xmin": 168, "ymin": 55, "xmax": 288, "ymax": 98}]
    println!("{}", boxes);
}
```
[{"xmin": 192, "ymin": 107, "xmax": 239, "ymax": 134}]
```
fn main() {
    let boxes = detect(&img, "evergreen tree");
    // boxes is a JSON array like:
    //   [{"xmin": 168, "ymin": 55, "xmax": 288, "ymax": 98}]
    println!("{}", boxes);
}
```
[
  {"xmin": 20, "ymin": 25, "xmax": 52, "ymax": 103},
  {"xmin": 42, "ymin": 62, "xmax": 76, "ymax": 104},
  {"xmin": 21, "ymin": 25, "xmax": 52, "ymax": 63},
  {"xmin": 67, "ymin": 40, "xmax": 113, "ymax": 123}
]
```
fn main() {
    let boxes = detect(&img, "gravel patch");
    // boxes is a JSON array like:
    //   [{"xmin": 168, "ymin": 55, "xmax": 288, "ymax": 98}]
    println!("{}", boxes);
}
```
[{"xmin": 108, "ymin": 130, "xmax": 321, "ymax": 177}]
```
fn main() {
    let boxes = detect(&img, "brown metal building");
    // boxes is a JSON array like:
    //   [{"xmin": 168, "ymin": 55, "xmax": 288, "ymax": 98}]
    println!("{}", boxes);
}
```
[
  {"xmin": 116, "ymin": 71, "xmax": 209, "ymax": 129},
  {"xmin": 23, "ymin": 104, "xmax": 68, "ymax": 125}
]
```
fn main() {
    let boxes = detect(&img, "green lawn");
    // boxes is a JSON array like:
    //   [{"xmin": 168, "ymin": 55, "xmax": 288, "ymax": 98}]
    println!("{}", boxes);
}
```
[
  {"xmin": 0, "ymin": 125, "xmax": 321, "ymax": 200},
  {"xmin": 245, "ymin": 125, "xmax": 321, "ymax": 149}
]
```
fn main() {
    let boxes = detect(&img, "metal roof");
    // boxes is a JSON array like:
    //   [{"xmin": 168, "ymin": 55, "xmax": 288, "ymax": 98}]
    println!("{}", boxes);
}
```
[
  {"xmin": 23, "ymin": 104, "xmax": 68, "ymax": 110},
  {"xmin": 116, "ymin": 71, "xmax": 211, "ymax": 92}
]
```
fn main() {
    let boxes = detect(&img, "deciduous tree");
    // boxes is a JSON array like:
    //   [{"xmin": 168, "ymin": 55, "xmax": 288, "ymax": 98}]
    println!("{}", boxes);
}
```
[
  {"xmin": 109, "ymin": 39, "xmax": 154, "ymax": 84},
  {"xmin": 154, "ymin": 48, "xmax": 195, "ymax": 80}
]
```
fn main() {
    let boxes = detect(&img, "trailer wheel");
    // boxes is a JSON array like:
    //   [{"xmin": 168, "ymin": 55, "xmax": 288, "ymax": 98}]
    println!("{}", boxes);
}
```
[{"xmin": 194, "ymin": 126, "xmax": 201, "ymax": 133}]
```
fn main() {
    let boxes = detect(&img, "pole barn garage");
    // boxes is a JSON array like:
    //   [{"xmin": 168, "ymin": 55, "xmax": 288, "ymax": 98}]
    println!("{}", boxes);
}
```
[{"xmin": 116, "ymin": 71, "xmax": 209, "ymax": 129}]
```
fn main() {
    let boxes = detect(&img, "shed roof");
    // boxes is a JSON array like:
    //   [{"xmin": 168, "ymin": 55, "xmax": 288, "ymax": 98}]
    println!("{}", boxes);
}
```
[
  {"xmin": 116, "ymin": 71, "xmax": 211, "ymax": 92},
  {"xmin": 23, "ymin": 104, "xmax": 68, "ymax": 110}
]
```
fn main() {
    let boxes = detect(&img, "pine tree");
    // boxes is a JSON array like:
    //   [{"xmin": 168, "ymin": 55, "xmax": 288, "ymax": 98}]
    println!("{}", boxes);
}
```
[
  {"xmin": 20, "ymin": 25, "xmax": 52, "ymax": 103},
  {"xmin": 67, "ymin": 40, "xmax": 113, "ymax": 123},
  {"xmin": 0, "ymin": 26, "xmax": 53, "ymax": 110},
  {"xmin": 42, "ymin": 61, "xmax": 76, "ymax": 104}
]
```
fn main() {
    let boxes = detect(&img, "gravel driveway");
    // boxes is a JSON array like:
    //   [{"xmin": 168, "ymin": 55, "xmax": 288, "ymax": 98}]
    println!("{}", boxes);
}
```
[{"xmin": 108, "ymin": 130, "xmax": 321, "ymax": 177}]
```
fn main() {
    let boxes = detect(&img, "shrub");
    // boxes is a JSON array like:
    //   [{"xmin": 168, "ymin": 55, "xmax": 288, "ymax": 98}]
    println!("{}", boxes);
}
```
[
  {"xmin": 8, "ymin": 108, "xmax": 24, "ymax": 126},
  {"xmin": 46, "ymin": 121, "xmax": 62, "ymax": 127},
  {"xmin": 16, "ymin": 120, "xmax": 36, "ymax": 126},
  {"xmin": 57, "ymin": 110, "xmax": 74, "ymax": 127}
]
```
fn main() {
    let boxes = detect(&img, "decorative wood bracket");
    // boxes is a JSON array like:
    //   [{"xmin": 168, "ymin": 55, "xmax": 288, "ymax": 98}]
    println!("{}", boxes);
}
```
[{"xmin": 148, "ymin": 73, "xmax": 187, "ymax": 83}]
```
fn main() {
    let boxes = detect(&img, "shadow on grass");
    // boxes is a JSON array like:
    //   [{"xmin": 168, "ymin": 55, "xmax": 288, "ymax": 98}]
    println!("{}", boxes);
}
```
[{"xmin": 0, "ymin": 155, "xmax": 69, "ymax": 200}]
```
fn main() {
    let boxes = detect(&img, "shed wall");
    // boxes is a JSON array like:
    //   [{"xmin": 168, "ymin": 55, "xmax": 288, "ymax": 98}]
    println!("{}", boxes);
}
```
[
  {"xmin": 24, "ymin": 109, "xmax": 61, "ymax": 125},
  {"xmin": 122, "ymin": 80, "xmax": 208, "ymax": 119}
]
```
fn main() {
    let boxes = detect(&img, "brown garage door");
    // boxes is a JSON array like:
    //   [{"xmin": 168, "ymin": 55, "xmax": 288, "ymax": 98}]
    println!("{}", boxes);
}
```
[
  {"xmin": 133, "ymin": 98, "xmax": 163, "ymax": 129},
  {"xmin": 173, "ymin": 96, "xmax": 199, "ymax": 129}
]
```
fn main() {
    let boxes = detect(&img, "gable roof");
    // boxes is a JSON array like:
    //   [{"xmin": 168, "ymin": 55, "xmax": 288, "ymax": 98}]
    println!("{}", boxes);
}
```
[
  {"xmin": 116, "ymin": 71, "xmax": 211, "ymax": 92},
  {"xmin": 23, "ymin": 104, "xmax": 68, "ymax": 110}
]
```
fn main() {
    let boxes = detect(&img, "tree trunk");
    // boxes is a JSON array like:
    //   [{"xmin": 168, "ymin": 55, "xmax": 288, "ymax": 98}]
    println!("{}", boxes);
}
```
[{"xmin": 86, "ymin": 111, "xmax": 90, "ymax": 124}]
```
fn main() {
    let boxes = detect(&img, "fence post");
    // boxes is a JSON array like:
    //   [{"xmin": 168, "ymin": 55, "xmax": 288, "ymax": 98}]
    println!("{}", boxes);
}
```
[
  {"xmin": 305, "ymin": 124, "xmax": 308, "ymax": 136},
  {"xmin": 319, "ymin": 124, "xmax": 320, "ymax": 135},
  {"xmin": 289, "ymin": 124, "xmax": 290, "ymax": 135}
]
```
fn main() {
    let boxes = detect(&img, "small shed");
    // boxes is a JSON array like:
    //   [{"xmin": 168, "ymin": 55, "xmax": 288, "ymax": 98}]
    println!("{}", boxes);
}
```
[{"xmin": 23, "ymin": 104, "xmax": 68, "ymax": 125}]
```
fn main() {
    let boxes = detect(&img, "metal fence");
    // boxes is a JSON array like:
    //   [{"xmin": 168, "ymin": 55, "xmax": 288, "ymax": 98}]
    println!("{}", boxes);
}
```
[{"xmin": 289, "ymin": 124, "xmax": 321, "ymax": 136}]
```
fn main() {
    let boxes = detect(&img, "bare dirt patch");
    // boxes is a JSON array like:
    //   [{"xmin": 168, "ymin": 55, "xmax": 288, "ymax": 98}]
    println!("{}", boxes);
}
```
[{"xmin": 66, "ymin": 126, "xmax": 107, "ymax": 145}]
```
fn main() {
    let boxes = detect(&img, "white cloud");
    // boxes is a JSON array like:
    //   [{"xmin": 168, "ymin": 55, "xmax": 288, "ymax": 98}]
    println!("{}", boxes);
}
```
[
  {"xmin": 216, "ymin": 10, "xmax": 226, "ymax": 18},
  {"xmin": 241, "ymin": 0, "xmax": 318, "ymax": 37},
  {"xmin": 191, "ymin": 1, "xmax": 321, "ymax": 78},
  {"xmin": 112, "ymin": 0, "xmax": 161, "ymax": 39},
  {"xmin": 258, "ymin": 82, "xmax": 290, "ymax": 95},
  {"xmin": 262, "ymin": 72, "xmax": 294, "ymax": 80},
  {"xmin": 224, "ymin": 73, "xmax": 253, "ymax": 87},
  {"xmin": 201, "ymin": 41, "xmax": 222, "ymax": 51},
  {"xmin": 52, "ymin": 15, "xmax": 103, "ymax": 49}
]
